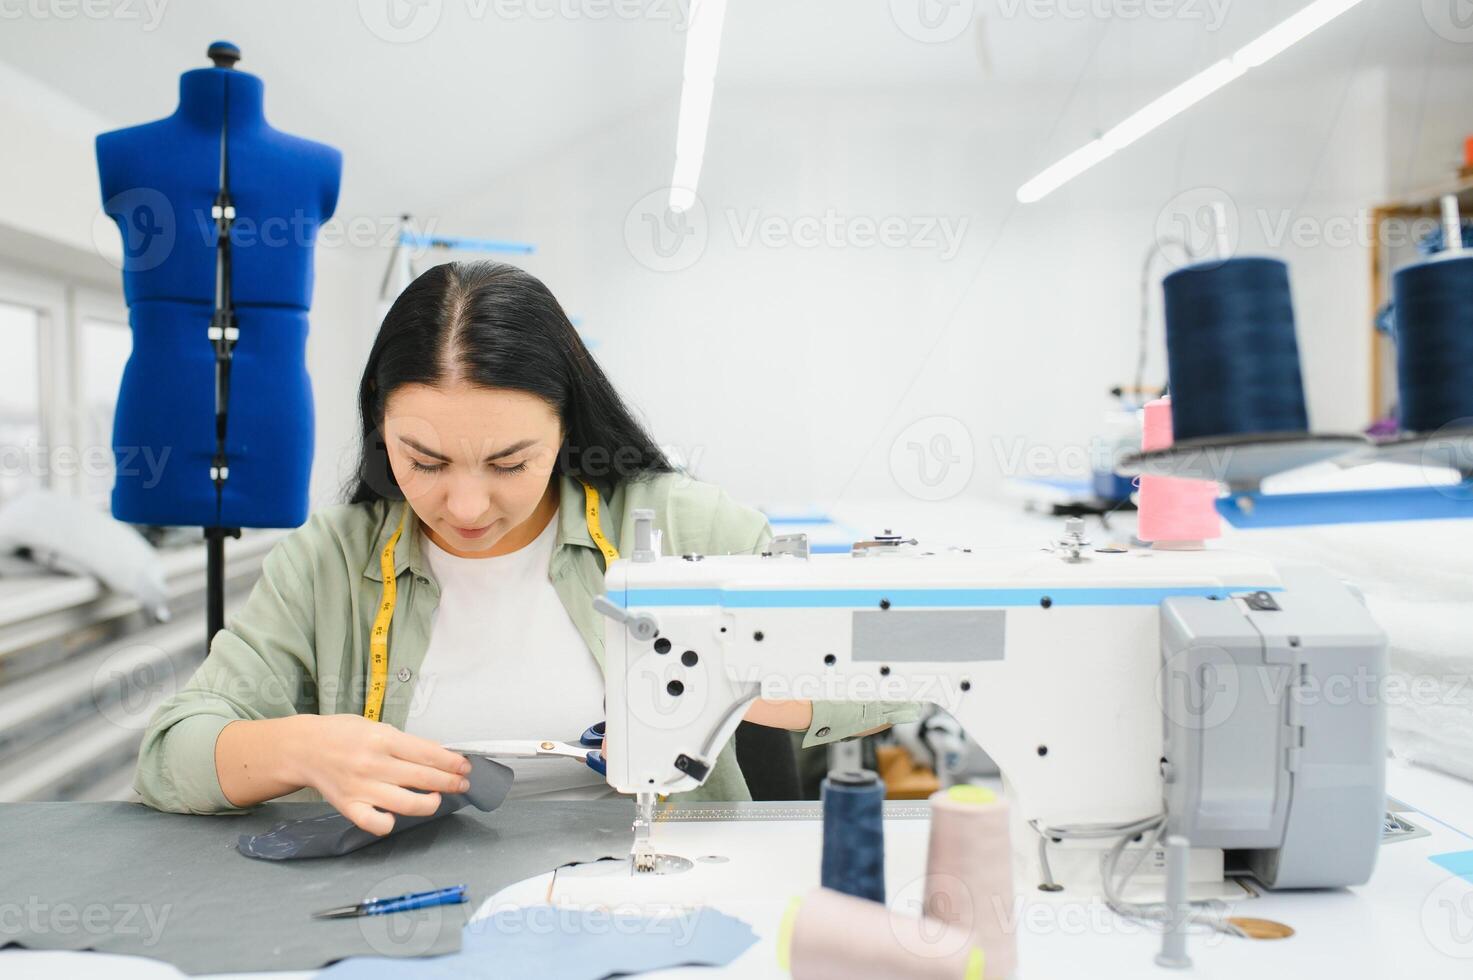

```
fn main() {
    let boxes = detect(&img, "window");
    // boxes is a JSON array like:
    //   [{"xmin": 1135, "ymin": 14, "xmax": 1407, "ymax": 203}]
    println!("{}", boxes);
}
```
[
  {"xmin": 0, "ymin": 269, "xmax": 127, "ymax": 507},
  {"xmin": 0, "ymin": 302, "xmax": 44, "ymax": 501},
  {"xmin": 77, "ymin": 316, "xmax": 132, "ymax": 505}
]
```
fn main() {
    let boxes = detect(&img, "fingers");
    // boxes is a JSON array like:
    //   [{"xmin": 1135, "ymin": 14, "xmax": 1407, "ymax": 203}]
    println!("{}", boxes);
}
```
[
  {"xmin": 386, "ymin": 730, "xmax": 472, "ymax": 777},
  {"xmin": 382, "ymin": 758, "xmax": 472, "ymax": 796},
  {"xmin": 331, "ymin": 779, "xmax": 444, "ymax": 836},
  {"xmin": 370, "ymin": 784, "xmax": 443, "ymax": 819},
  {"xmin": 341, "ymin": 800, "xmax": 396, "ymax": 837},
  {"xmin": 318, "ymin": 720, "xmax": 462, "ymax": 834}
]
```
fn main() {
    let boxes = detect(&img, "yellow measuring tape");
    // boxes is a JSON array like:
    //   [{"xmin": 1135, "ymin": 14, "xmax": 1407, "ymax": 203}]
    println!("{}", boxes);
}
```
[
  {"xmin": 363, "ymin": 481, "xmax": 618, "ymax": 721},
  {"xmin": 582, "ymin": 480, "xmax": 620, "ymax": 569},
  {"xmin": 364, "ymin": 506, "xmax": 407, "ymax": 722}
]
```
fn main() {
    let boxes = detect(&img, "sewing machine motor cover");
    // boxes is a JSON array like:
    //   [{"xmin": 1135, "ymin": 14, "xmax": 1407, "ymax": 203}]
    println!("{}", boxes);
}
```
[{"xmin": 1160, "ymin": 564, "xmax": 1387, "ymax": 889}]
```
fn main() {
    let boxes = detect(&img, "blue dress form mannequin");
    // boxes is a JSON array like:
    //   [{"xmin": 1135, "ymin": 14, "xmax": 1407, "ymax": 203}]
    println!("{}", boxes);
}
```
[{"xmin": 97, "ymin": 43, "xmax": 341, "ymax": 530}]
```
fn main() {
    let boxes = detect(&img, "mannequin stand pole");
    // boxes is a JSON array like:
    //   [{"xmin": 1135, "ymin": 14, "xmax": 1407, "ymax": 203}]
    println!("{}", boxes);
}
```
[
  {"xmin": 205, "ymin": 526, "xmax": 241, "ymax": 644},
  {"xmin": 205, "ymin": 43, "xmax": 240, "ymax": 650}
]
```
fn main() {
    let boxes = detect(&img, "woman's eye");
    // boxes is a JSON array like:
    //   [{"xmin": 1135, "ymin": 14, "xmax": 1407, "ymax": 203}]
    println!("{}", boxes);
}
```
[
  {"xmin": 409, "ymin": 459, "xmax": 445, "ymax": 474},
  {"xmin": 494, "ymin": 461, "xmax": 529, "ymax": 475}
]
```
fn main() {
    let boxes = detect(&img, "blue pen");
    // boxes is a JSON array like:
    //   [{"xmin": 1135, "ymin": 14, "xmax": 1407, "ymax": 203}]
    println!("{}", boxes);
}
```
[{"xmin": 312, "ymin": 885, "xmax": 467, "ymax": 919}]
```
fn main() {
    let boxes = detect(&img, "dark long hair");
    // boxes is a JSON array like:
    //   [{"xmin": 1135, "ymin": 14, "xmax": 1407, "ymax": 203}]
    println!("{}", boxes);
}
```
[{"xmin": 348, "ymin": 261, "xmax": 672, "ymax": 504}]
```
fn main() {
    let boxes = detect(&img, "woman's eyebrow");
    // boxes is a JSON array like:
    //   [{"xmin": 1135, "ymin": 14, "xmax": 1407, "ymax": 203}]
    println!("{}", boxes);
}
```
[
  {"xmin": 398, "ymin": 435, "xmax": 536, "ymax": 462},
  {"xmin": 482, "ymin": 438, "xmax": 537, "ymax": 462},
  {"xmin": 399, "ymin": 436, "xmax": 449, "ymax": 462}
]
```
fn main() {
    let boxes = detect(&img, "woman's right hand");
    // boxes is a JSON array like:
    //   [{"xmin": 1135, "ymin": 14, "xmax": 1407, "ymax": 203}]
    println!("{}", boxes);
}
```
[{"xmin": 286, "ymin": 714, "xmax": 473, "ymax": 836}]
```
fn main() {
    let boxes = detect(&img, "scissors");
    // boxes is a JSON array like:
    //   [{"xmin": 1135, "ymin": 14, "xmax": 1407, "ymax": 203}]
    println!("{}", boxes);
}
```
[{"xmin": 445, "ymin": 721, "xmax": 606, "ymax": 776}]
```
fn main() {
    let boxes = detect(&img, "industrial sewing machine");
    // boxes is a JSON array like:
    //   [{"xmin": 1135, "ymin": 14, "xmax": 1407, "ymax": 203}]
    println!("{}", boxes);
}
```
[{"xmin": 594, "ymin": 512, "xmax": 1387, "ymax": 893}]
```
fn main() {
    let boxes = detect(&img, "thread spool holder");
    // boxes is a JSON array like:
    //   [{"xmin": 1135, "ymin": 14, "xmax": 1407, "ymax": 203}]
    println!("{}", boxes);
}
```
[
  {"xmin": 1216, "ymin": 480, "xmax": 1473, "ymax": 528},
  {"xmin": 1115, "ymin": 432, "xmax": 1369, "ymax": 492},
  {"xmin": 1117, "ymin": 431, "xmax": 1473, "ymax": 527},
  {"xmin": 1360, "ymin": 426, "xmax": 1473, "ymax": 472}
]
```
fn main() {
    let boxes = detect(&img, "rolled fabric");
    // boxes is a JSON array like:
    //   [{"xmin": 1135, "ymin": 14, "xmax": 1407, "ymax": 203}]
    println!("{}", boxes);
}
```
[
  {"xmin": 779, "ymin": 887, "xmax": 984, "ymax": 980},
  {"xmin": 923, "ymin": 785, "xmax": 1018, "ymax": 979}
]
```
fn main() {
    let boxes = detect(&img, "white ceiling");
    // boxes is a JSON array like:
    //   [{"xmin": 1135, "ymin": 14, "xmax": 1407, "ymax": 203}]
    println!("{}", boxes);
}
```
[
  {"xmin": 0, "ymin": 0, "xmax": 1457, "ymax": 218},
  {"xmin": 722, "ymin": 0, "xmax": 1448, "ymax": 86}
]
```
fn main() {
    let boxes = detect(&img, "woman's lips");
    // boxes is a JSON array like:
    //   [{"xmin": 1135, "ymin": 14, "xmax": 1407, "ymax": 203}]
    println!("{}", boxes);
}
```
[{"xmin": 450, "ymin": 522, "xmax": 494, "ymax": 539}]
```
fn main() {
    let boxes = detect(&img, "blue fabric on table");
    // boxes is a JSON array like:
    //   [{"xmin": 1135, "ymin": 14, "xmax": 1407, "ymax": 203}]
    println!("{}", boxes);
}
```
[{"xmin": 315, "ymin": 905, "xmax": 758, "ymax": 978}]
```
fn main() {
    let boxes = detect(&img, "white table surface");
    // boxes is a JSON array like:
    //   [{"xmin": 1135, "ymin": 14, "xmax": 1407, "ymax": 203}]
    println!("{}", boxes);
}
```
[
  {"xmin": 8, "ymin": 494, "xmax": 1470, "ymax": 978},
  {"xmin": 5, "ymin": 757, "xmax": 1472, "ymax": 979}
]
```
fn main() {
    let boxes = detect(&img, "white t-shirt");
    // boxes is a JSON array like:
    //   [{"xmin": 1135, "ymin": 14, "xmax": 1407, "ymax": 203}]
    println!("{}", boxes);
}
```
[{"xmin": 403, "ymin": 506, "xmax": 612, "ymax": 800}]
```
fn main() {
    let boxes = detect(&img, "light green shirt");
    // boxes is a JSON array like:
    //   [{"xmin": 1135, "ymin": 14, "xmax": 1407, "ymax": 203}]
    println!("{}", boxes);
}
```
[{"xmin": 135, "ymin": 471, "xmax": 918, "ymax": 813}]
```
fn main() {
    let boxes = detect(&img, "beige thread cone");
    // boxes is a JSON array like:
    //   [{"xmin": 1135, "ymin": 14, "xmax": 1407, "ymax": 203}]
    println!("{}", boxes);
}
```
[
  {"xmin": 782, "ymin": 887, "xmax": 984, "ymax": 980},
  {"xmin": 923, "ymin": 786, "xmax": 1018, "ymax": 979}
]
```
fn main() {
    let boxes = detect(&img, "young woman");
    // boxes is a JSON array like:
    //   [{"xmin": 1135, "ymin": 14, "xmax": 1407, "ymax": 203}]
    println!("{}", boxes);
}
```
[{"xmin": 136, "ymin": 261, "xmax": 914, "ymax": 834}]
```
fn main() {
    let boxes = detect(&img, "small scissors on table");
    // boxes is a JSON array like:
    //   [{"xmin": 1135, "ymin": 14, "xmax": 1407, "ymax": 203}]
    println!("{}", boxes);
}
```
[{"xmin": 445, "ymin": 721, "xmax": 606, "ymax": 775}]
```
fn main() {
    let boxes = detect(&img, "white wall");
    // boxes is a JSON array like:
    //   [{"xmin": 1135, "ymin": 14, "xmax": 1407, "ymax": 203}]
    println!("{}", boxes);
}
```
[
  {"xmin": 1387, "ymin": 63, "xmax": 1473, "ymax": 195},
  {"xmin": 4, "ymin": 49, "xmax": 1469, "ymax": 518},
  {"xmin": 0, "ymin": 61, "xmax": 116, "ymax": 264},
  {"xmin": 427, "ymin": 65, "xmax": 1407, "ymax": 510}
]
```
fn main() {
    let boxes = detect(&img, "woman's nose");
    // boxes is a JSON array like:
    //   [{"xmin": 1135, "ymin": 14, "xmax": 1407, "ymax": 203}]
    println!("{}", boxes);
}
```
[{"xmin": 444, "ymin": 478, "xmax": 490, "ymax": 525}]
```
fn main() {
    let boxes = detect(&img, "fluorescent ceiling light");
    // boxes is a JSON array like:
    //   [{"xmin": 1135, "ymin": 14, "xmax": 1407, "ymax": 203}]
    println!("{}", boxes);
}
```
[
  {"xmin": 1100, "ymin": 58, "xmax": 1246, "ymax": 152},
  {"xmin": 1017, "ymin": 139, "xmax": 1115, "ymax": 204},
  {"xmin": 1016, "ymin": 0, "xmax": 1369, "ymax": 204},
  {"xmin": 668, "ymin": 0, "xmax": 728, "ymax": 213}
]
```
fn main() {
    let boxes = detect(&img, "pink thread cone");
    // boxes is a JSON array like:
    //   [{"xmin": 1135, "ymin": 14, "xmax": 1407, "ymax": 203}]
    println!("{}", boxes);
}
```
[{"xmin": 1138, "ymin": 397, "xmax": 1220, "ymax": 544}]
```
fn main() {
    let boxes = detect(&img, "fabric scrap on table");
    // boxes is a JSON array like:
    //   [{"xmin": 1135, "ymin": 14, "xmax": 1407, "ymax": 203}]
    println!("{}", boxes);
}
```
[
  {"xmin": 238, "ymin": 757, "xmax": 514, "ymax": 860},
  {"xmin": 315, "ymin": 905, "xmax": 759, "ymax": 978}
]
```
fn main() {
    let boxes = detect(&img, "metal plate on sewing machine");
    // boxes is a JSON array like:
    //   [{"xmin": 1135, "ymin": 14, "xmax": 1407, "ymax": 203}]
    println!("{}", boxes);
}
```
[
  {"xmin": 1115, "ymin": 432, "xmax": 1368, "ymax": 490},
  {"xmin": 645, "ymin": 801, "xmax": 931, "ymax": 822},
  {"xmin": 559, "ymin": 854, "xmax": 695, "ymax": 877},
  {"xmin": 1381, "ymin": 801, "xmax": 1431, "ymax": 845},
  {"xmin": 1355, "ymin": 427, "xmax": 1473, "ymax": 476},
  {"xmin": 853, "ymin": 608, "xmax": 1005, "ymax": 662}
]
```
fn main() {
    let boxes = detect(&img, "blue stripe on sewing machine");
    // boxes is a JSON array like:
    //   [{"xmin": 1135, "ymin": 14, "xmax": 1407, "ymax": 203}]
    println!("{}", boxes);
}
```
[
  {"xmin": 766, "ymin": 514, "xmax": 836, "ymax": 525},
  {"xmin": 1217, "ymin": 481, "xmax": 1473, "ymax": 528},
  {"xmin": 398, "ymin": 231, "xmax": 536, "ymax": 254},
  {"xmin": 606, "ymin": 585, "xmax": 1283, "ymax": 609}
]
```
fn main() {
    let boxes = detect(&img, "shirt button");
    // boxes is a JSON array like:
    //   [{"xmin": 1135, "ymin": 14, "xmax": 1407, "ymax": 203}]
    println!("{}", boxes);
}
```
[
  {"xmin": 815, "ymin": 726, "xmax": 830, "ymax": 738},
  {"xmin": 397, "ymin": 667, "xmax": 412, "ymax": 683}
]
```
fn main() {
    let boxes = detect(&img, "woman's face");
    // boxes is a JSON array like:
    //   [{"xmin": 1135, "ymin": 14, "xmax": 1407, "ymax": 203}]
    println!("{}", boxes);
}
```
[{"xmin": 383, "ymin": 383, "xmax": 563, "ymax": 555}]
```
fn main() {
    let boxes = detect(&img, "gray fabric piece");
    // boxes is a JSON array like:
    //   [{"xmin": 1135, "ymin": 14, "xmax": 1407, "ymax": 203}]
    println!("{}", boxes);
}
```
[
  {"xmin": 0, "ymin": 798, "xmax": 634, "ymax": 975},
  {"xmin": 237, "ymin": 756, "xmax": 515, "ymax": 860}
]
